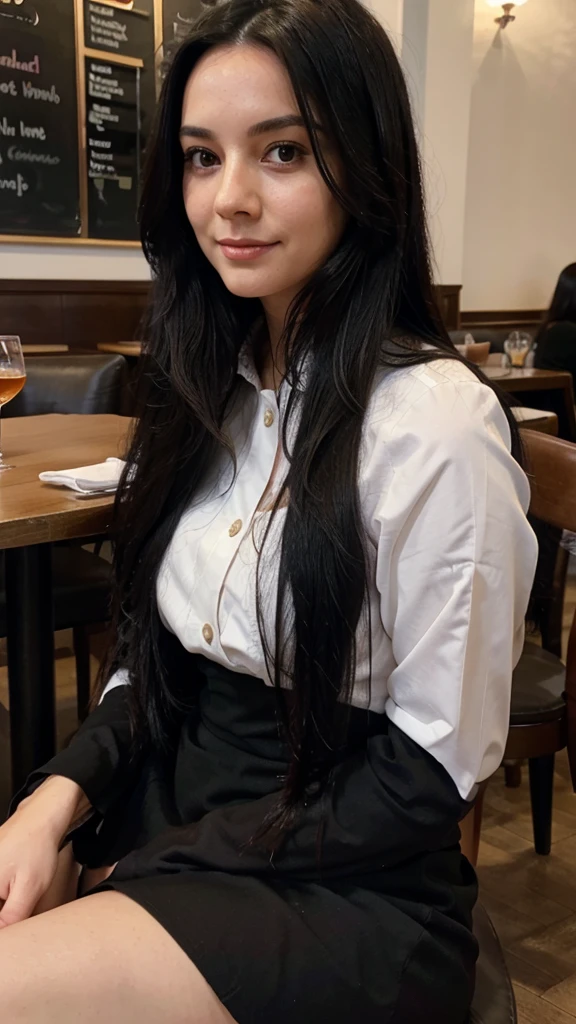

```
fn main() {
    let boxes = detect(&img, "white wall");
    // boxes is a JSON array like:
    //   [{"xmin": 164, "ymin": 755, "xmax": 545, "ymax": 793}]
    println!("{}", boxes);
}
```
[
  {"xmin": 0, "ymin": 243, "xmax": 150, "ymax": 281},
  {"xmin": 371, "ymin": 0, "xmax": 476, "ymax": 287},
  {"xmin": 408, "ymin": 0, "xmax": 475, "ymax": 286},
  {"xmin": 462, "ymin": 0, "xmax": 576, "ymax": 311},
  {"xmin": 366, "ymin": 0, "xmax": 404, "ymax": 45}
]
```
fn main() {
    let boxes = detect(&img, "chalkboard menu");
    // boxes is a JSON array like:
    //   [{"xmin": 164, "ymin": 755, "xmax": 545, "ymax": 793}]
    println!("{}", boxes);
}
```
[
  {"xmin": 84, "ymin": 0, "xmax": 154, "ymax": 61},
  {"xmin": 162, "ymin": 0, "xmax": 202, "ymax": 51},
  {"xmin": 0, "ymin": 0, "xmax": 80, "ymax": 237},
  {"xmin": 86, "ymin": 57, "xmax": 140, "ymax": 239},
  {"xmin": 0, "ymin": 0, "xmax": 203, "ymax": 243}
]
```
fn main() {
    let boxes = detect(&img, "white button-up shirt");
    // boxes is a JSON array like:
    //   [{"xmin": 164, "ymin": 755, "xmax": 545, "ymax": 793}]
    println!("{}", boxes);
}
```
[{"xmin": 103, "ymin": 350, "xmax": 538, "ymax": 800}]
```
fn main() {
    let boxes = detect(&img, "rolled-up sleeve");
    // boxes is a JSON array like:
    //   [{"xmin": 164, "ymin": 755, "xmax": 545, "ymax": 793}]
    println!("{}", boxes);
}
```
[{"xmin": 369, "ymin": 373, "xmax": 538, "ymax": 800}]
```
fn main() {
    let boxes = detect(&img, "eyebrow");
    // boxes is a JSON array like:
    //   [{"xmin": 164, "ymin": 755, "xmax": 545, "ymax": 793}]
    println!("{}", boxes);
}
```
[{"xmin": 179, "ymin": 115, "xmax": 321, "ymax": 141}]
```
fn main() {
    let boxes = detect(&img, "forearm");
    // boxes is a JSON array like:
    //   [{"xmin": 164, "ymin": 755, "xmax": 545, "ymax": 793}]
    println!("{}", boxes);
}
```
[
  {"xmin": 10, "ymin": 685, "xmax": 136, "ymax": 821},
  {"xmin": 13, "ymin": 775, "xmax": 92, "ymax": 847}
]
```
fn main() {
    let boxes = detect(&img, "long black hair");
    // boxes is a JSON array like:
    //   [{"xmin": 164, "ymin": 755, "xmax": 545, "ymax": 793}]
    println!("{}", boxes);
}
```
[
  {"xmin": 536, "ymin": 263, "xmax": 576, "ymax": 344},
  {"xmin": 101, "ymin": 0, "xmax": 521, "ymax": 834}
]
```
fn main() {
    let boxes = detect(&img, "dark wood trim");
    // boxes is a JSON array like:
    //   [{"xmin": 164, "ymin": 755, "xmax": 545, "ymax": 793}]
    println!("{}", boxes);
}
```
[
  {"xmin": 435, "ymin": 284, "xmax": 461, "ymax": 330},
  {"xmin": 0, "ymin": 280, "xmax": 151, "ymax": 296},
  {"xmin": 0, "ymin": 279, "xmax": 465, "ymax": 349},
  {"xmin": 3, "ymin": 279, "xmax": 548, "ymax": 350},
  {"xmin": 461, "ymin": 309, "xmax": 544, "ymax": 330},
  {"xmin": 0, "ymin": 280, "xmax": 150, "ymax": 352}
]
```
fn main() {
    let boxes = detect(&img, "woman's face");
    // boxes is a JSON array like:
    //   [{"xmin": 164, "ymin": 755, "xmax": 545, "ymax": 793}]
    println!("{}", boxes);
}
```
[{"xmin": 180, "ymin": 44, "xmax": 346, "ymax": 313}]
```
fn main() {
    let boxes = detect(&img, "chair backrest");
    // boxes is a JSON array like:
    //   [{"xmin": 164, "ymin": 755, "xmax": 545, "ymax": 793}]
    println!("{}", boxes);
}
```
[
  {"xmin": 522, "ymin": 429, "xmax": 576, "ymax": 757},
  {"xmin": 4, "ymin": 354, "xmax": 127, "ymax": 418},
  {"xmin": 449, "ymin": 329, "xmax": 502, "ymax": 347},
  {"xmin": 522, "ymin": 430, "xmax": 576, "ymax": 533}
]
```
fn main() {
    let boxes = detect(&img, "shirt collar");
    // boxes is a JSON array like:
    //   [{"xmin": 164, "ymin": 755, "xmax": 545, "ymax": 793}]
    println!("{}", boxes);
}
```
[
  {"xmin": 237, "ymin": 336, "xmax": 262, "ymax": 391},
  {"xmin": 236, "ymin": 317, "xmax": 266, "ymax": 391}
]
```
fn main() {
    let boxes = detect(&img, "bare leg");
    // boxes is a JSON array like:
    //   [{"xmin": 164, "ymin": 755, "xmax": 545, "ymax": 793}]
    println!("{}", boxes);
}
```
[{"xmin": 0, "ymin": 890, "xmax": 238, "ymax": 1023}]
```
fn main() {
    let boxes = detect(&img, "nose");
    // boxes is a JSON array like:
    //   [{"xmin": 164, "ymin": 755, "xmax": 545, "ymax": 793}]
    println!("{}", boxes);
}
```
[{"xmin": 214, "ymin": 153, "xmax": 262, "ymax": 221}]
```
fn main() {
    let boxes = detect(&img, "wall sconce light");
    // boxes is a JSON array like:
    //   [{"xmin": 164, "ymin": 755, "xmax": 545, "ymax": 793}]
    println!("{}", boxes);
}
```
[{"xmin": 486, "ymin": 0, "xmax": 529, "ymax": 29}]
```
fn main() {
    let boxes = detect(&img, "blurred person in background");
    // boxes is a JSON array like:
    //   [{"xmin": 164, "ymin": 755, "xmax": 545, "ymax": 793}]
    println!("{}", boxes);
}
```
[{"xmin": 534, "ymin": 263, "xmax": 576, "ymax": 387}]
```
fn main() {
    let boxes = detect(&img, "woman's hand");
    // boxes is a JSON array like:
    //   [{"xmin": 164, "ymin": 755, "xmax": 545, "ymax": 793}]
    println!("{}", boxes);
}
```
[{"xmin": 0, "ymin": 775, "xmax": 89, "ymax": 928}]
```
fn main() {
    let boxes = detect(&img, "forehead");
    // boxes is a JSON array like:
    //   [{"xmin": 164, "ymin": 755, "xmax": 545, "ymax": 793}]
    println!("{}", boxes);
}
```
[{"xmin": 181, "ymin": 44, "xmax": 299, "ymax": 126}]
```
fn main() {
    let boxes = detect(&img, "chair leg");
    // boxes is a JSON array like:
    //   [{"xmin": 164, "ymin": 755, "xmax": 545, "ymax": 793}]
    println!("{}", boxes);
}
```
[
  {"xmin": 503, "ymin": 760, "xmax": 522, "ymax": 788},
  {"xmin": 528, "ymin": 754, "xmax": 555, "ymax": 855},
  {"xmin": 460, "ymin": 789, "xmax": 485, "ymax": 867},
  {"xmin": 73, "ymin": 625, "xmax": 92, "ymax": 723}
]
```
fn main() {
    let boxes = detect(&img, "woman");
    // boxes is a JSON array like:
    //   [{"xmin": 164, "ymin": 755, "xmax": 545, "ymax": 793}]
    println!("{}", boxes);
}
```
[
  {"xmin": 534, "ymin": 263, "xmax": 576, "ymax": 385},
  {"xmin": 0, "ymin": 0, "xmax": 537, "ymax": 1020}
]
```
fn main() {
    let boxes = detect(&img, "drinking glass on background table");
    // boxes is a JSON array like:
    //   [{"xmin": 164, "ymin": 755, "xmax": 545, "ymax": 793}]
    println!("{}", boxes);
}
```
[
  {"xmin": 504, "ymin": 331, "xmax": 532, "ymax": 368},
  {"xmin": 0, "ymin": 336, "xmax": 26, "ymax": 471}
]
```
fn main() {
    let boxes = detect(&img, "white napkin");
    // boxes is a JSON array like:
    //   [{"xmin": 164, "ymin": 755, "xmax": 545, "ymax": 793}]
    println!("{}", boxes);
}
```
[{"xmin": 39, "ymin": 457, "xmax": 126, "ymax": 493}]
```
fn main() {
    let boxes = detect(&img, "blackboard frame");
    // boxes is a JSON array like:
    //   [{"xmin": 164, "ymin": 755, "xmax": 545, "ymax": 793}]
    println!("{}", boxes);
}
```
[{"xmin": 0, "ymin": 0, "xmax": 162, "ymax": 246}]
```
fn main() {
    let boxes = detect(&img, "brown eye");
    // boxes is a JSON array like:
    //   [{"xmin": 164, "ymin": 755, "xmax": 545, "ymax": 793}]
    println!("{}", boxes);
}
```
[
  {"xmin": 185, "ymin": 148, "xmax": 219, "ymax": 169},
  {"xmin": 266, "ymin": 144, "xmax": 303, "ymax": 165}
]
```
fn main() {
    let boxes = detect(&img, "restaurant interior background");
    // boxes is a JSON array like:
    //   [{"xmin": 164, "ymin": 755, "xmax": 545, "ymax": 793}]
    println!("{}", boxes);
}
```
[{"xmin": 1, "ymin": 0, "xmax": 576, "ymax": 1021}]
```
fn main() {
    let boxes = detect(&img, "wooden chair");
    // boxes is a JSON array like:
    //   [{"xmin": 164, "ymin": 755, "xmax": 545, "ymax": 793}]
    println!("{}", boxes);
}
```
[
  {"xmin": 504, "ymin": 430, "xmax": 576, "ymax": 853},
  {"xmin": 511, "ymin": 407, "xmax": 558, "ymax": 436}
]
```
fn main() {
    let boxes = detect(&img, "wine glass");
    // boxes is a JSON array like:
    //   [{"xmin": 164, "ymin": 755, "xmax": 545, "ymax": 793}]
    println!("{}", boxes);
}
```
[
  {"xmin": 0, "ymin": 336, "xmax": 26, "ymax": 471},
  {"xmin": 504, "ymin": 331, "xmax": 532, "ymax": 369}
]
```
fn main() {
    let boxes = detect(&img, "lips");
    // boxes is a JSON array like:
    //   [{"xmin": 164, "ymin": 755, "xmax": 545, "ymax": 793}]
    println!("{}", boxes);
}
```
[
  {"xmin": 217, "ymin": 238, "xmax": 276, "ymax": 246},
  {"xmin": 217, "ymin": 240, "xmax": 279, "ymax": 262}
]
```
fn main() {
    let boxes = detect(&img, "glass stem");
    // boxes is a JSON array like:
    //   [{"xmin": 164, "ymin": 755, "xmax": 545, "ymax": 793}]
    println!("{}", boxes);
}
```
[{"xmin": 0, "ymin": 405, "xmax": 3, "ymax": 467}]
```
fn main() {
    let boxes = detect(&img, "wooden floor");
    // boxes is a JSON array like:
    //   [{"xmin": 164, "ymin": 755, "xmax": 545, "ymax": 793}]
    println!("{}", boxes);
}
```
[
  {"xmin": 0, "ymin": 569, "xmax": 575, "ymax": 1020},
  {"xmin": 479, "ymin": 753, "xmax": 576, "ymax": 1023},
  {"xmin": 477, "ymin": 559, "xmax": 576, "ymax": 1023}
]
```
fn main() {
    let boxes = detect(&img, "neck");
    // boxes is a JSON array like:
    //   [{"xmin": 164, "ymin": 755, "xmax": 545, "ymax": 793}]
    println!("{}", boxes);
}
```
[{"xmin": 257, "ymin": 293, "xmax": 292, "ymax": 391}]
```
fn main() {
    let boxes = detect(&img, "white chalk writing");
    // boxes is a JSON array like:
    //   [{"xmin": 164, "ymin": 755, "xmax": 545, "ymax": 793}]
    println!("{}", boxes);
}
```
[
  {"xmin": 22, "ymin": 80, "xmax": 60, "ymax": 103},
  {"xmin": 0, "ymin": 173, "xmax": 28, "ymax": 197},
  {"xmin": 0, "ymin": 116, "xmax": 16, "ymax": 136},
  {"xmin": 88, "ymin": 104, "xmax": 119, "ymax": 126},
  {"xmin": 20, "ymin": 120, "xmax": 46, "ymax": 139},
  {"xmin": 7, "ymin": 145, "xmax": 60, "ymax": 165},
  {"xmin": 88, "ymin": 71, "xmax": 124, "ymax": 101}
]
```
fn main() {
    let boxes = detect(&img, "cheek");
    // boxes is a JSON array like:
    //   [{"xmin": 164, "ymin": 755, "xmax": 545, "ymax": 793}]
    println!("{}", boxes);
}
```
[
  {"xmin": 279, "ymin": 179, "xmax": 344, "ymax": 254},
  {"xmin": 182, "ymin": 177, "xmax": 211, "ymax": 234}
]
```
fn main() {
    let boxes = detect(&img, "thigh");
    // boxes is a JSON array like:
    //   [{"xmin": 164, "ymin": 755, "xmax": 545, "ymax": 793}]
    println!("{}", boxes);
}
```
[{"xmin": 0, "ymin": 890, "xmax": 238, "ymax": 1024}]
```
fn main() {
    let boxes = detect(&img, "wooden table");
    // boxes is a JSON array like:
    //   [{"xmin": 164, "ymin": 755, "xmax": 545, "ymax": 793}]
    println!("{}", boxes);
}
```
[
  {"xmin": 22, "ymin": 345, "xmax": 70, "ymax": 355},
  {"xmin": 0, "ymin": 414, "xmax": 130, "ymax": 790},
  {"xmin": 484, "ymin": 367, "xmax": 576, "ymax": 440},
  {"xmin": 97, "ymin": 341, "xmax": 142, "ymax": 358}
]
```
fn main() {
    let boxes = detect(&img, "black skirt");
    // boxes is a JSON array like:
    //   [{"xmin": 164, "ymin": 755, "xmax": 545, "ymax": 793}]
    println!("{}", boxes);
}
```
[{"xmin": 13, "ymin": 655, "xmax": 479, "ymax": 1024}]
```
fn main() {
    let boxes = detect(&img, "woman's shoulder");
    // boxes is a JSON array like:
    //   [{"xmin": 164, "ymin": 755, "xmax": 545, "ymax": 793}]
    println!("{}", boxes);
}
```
[{"xmin": 365, "ymin": 354, "xmax": 507, "ymax": 447}]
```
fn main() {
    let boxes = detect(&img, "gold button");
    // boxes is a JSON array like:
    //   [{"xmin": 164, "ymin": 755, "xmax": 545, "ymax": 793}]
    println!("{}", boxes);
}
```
[
  {"xmin": 228, "ymin": 519, "xmax": 243, "ymax": 537},
  {"xmin": 263, "ymin": 408, "xmax": 275, "ymax": 427},
  {"xmin": 202, "ymin": 623, "xmax": 214, "ymax": 645}
]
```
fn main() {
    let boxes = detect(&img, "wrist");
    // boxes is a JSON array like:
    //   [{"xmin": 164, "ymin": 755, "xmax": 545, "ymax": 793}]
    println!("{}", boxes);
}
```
[{"xmin": 16, "ymin": 775, "xmax": 91, "ymax": 843}]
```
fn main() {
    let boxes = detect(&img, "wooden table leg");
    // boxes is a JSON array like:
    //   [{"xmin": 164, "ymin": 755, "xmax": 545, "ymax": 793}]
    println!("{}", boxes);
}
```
[{"xmin": 6, "ymin": 544, "xmax": 55, "ymax": 794}]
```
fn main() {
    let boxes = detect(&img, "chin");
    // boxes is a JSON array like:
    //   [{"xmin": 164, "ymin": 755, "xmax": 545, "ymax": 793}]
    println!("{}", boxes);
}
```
[{"xmin": 219, "ymin": 271, "xmax": 289, "ymax": 300}]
